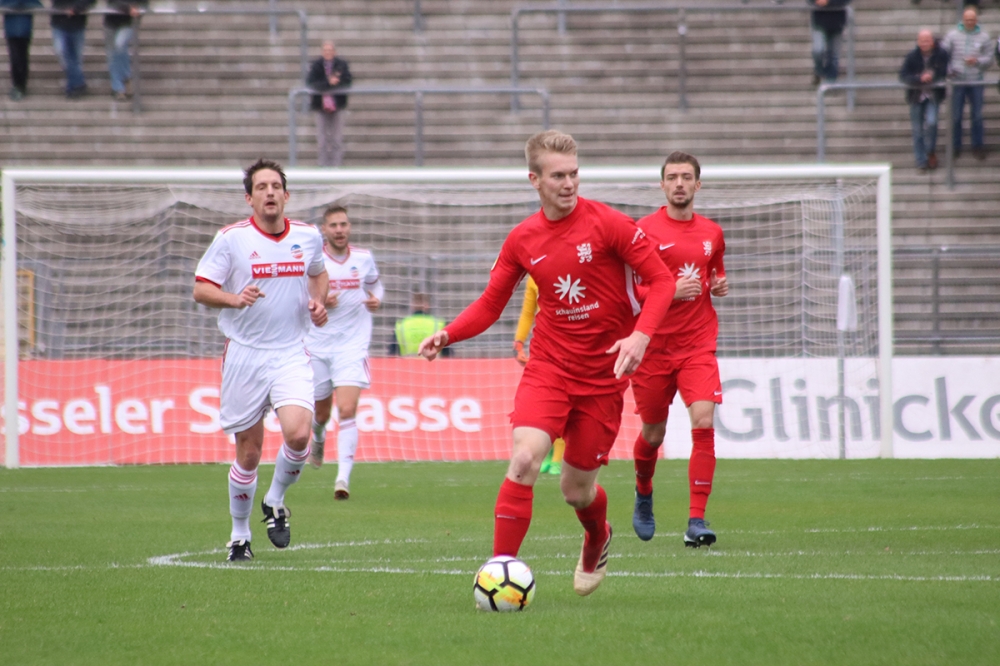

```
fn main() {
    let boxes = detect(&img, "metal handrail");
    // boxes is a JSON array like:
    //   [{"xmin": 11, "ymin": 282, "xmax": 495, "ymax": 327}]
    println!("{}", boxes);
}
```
[
  {"xmin": 510, "ymin": 3, "xmax": 856, "ymax": 111},
  {"xmin": 0, "ymin": 7, "xmax": 309, "ymax": 114},
  {"xmin": 816, "ymin": 79, "xmax": 996, "ymax": 189},
  {"xmin": 287, "ymin": 85, "xmax": 551, "ymax": 166}
]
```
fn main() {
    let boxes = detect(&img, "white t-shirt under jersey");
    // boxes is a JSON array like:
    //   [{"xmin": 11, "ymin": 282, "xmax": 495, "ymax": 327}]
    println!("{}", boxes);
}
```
[
  {"xmin": 306, "ymin": 245, "xmax": 382, "ymax": 354},
  {"xmin": 195, "ymin": 216, "xmax": 326, "ymax": 349}
]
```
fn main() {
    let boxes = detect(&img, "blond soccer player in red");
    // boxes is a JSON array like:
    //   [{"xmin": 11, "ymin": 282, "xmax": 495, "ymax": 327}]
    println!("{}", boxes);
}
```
[
  {"xmin": 630, "ymin": 151, "xmax": 729, "ymax": 548},
  {"xmin": 419, "ymin": 131, "xmax": 675, "ymax": 596}
]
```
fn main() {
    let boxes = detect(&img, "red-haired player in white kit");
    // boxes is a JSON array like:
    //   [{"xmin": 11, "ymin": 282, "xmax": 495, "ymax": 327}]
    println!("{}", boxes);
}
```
[
  {"xmin": 419, "ymin": 131, "xmax": 676, "ymax": 597},
  {"xmin": 194, "ymin": 159, "xmax": 329, "ymax": 562},
  {"xmin": 306, "ymin": 204, "xmax": 384, "ymax": 501},
  {"xmin": 629, "ymin": 151, "xmax": 729, "ymax": 548}
]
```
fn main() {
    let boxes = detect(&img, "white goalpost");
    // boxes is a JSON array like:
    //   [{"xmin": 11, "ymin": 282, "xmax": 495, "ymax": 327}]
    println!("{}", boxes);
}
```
[{"xmin": 1, "ymin": 164, "xmax": 893, "ymax": 468}]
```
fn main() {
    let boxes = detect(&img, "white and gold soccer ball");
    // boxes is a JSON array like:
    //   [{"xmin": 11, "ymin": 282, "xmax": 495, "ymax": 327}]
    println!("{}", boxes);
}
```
[{"xmin": 473, "ymin": 555, "xmax": 536, "ymax": 612}]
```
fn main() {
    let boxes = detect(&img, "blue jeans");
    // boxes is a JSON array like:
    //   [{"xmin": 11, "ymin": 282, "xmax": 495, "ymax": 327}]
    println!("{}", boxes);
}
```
[
  {"xmin": 104, "ymin": 25, "xmax": 135, "ymax": 93},
  {"xmin": 951, "ymin": 83, "xmax": 985, "ymax": 151},
  {"xmin": 51, "ymin": 26, "xmax": 86, "ymax": 93},
  {"xmin": 908, "ymin": 98, "xmax": 939, "ymax": 167},
  {"xmin": 811, "ymin": 26, "xmax": 843, "ymax": 82}
]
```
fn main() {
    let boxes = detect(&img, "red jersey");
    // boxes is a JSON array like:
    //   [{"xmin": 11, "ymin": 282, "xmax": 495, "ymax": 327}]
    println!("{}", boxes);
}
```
[
  {"xmin": 637, "ymin": 208, "xmax": 726, "ymax": 357},
  {"xmin": 445, "ymin": 197, "xmax": 675, "ymax": 391}
]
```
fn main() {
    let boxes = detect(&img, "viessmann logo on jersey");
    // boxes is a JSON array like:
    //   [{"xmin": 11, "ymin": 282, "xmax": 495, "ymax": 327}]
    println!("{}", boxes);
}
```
[
  {"xmin": 251, "ymin": 262, "xmax": 306, "ymax": 278},
  {"xmin": 330, "ymin": 279, "xmax": 361, "ymax": 289}
]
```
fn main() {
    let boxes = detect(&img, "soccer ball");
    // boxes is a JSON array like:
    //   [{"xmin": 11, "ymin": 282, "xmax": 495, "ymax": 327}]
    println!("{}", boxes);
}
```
[{"xmin": 473, "ymin": 555, "xmax": 536, "ymax": 612}]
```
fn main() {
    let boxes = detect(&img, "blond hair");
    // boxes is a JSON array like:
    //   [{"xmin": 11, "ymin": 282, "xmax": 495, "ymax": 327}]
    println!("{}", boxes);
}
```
[{"xmin": 524, "ymin": 130, "xmax": 577, "ymax": 174}]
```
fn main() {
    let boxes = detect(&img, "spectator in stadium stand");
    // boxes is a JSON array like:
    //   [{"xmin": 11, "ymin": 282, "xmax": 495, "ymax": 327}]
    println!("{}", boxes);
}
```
[
  {"xmin": 2, "ymin": 0, "xmax": 42, "ymax": 100},
  {"xmin": 417, "ymin": 130, "xmax": 676, "ymax": 597},
  {"xmin": 307, "ymin": 39, "xmax": 352, "ymax": 167},
  {"xmin": 390, "ymin": 292, "xmax": 451, "ymax": 357},
  {"xmin": 808, "ymin": 0, "xmax": 851, "ymax": 86},
  {"xmin": 942, "ymin": 5, "xmax": 993, "ymax": 160},
  {"xmin": 103, "ymin": 0, "xmax": 146, "ymax": 101},
  {"xmin": 50, "ymin": 0, "xmax": 95, "ymax": 99},
  {"xmin": 899, "ymin": 29, "xmax": 950, "ymax": 171}
]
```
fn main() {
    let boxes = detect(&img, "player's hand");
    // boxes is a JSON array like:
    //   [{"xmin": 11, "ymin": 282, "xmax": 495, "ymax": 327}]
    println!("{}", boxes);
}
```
[
  {"xmin": 325, "ymin": 291, "xmax": 340, "ymax": 308},
  {"xmin": 308, "ymin": 299, "xmax": 328, "ymax": 327},
  {"xmin": 418, "ymin": 330, "xmax": 450, "ymax": 361},
  {"xmin": 710, "ymin": 269, "xmax": 729, "ymax": 297},
  {"xmin": 673, "ymin": 276, "xmax": 702, "ymax": 300},
  {"xmin": 606, "ymin": 330, "xmax": 650, "ymax": 380},
  {"xmin": 363, "ymin": 293, "xmax": 381, "ymax": 313},
  {"xmin": 513, "ymin": 340, "xmax": 528, "ymax": 366},
  {"xmin": 234, "ymin": 285, "xmax": 265, "ymax": 309}
]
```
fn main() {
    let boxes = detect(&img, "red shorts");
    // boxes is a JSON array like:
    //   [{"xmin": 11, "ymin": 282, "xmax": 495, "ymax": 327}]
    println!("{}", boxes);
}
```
[
  {"xmin": 631, "ymin": 351, "xmax": 722, "ymax": 424},
  {"xmin": 511, "ymin": 361, "xmax": 625, "ymax": 471}
]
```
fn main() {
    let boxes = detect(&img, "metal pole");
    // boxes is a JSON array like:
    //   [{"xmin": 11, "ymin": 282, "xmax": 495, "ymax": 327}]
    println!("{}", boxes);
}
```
[
  {"xmin": 678, "ymin": 9, "xmax": 687, "ymax": 111},
  {"xmin": 946, "ymin": 81, "xmax": 955, "ymax": 189},
  {"xmin": 298, "ymin": 11, "xmax": 309, "ymax": 85},
  {"xmin": 414, "ymin": 0, "xmax": 423, "ymax": 33},
  {"xmin": 132, "ymin": 15, "xmax": 142, "ymax": 114},
  {"xmin": 557, "ymin": 0, "xmax": 567, "ymax": 35},
  {"xmin": 931, "ymin": 248, "xmax": 941, "ymax": 355},
  {"xmin": 415, "ymin": 91, "xmax": 424, "ymax": 166},
  {"xmin": 816, "ymin": 84, "xmax": 827, "ymax": 161},
  {"xmin": 540, "ymin": 89, "xmax": 550, "ymax": 129},
  {"xmin": 2, "ymin": 171, "xmax": 21, "ymax": 468},
  {"xmin": 288, "ymin": 90, "xmax": 299, "ymax": 166},
  {"xmin": 510, "ymin": 10, "xmax": 521, "ymax": 112},
  {"xmin": 269, "ymin": 0, "xmax": 278, "ymax": 41},
  {"xmin": 846, "ymin": 7, "xmax": 855, "ymax": 111}
]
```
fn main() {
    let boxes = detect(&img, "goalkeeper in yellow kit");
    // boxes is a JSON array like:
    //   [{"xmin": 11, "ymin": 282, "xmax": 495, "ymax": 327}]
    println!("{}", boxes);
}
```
[{"xmin": 512, "ymin": 275, "xmax": 566, "ymax": 475}]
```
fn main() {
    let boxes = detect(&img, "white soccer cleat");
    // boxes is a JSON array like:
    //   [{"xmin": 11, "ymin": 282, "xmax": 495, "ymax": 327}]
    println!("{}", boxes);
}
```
[
  {"xmin": 308, "ymin": 440, "xmax": 325, "ymax": 469},
  {"xmin": 334, "ymin": 479, "xmax": 350, "ymax": 500}
]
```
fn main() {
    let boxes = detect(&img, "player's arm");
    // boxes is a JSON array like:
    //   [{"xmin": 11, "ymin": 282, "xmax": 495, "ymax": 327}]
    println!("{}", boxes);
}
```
[
  {"xmin": 512, "ymin": 277, "xmax": 538, "ymax": 365},
  {"xmin": 362, "ymin": 261, "xmax": 385, "ymax": 313},
  {"xmin": 419, "ymin": 241, "xmax": 525, "ymax": 361},
  {"xmin": 193, "ymin": 279, "xmax": 263, "ymax": 309},
  {"xmin": 709, "ymin": 236, "xmax": 728, "ymax": 298},
  {"xmin": 307, "ymin": 267, "xmax": 329, "ymax": 327}
]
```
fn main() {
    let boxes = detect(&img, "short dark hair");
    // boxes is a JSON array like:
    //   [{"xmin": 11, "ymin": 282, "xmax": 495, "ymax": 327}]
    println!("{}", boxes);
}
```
[
  {"xmin": 660, "ymin": 151, "xmax": 701, "ymax": 181},
  {"xmin": 324, "ymin": 204, "xmax": 348, "ymax": 219},
  {"xmin": 243, "ymin": 158, "xmax": 287, "ymax": 195}
]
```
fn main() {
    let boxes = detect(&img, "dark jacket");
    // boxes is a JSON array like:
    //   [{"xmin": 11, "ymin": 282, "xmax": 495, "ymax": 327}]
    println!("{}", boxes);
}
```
[
  {"xmin": 899, "ymin": 42, "xmax": 949, "ymax": 104},
  {"xmin": 809, "ymin": 0, "xmax": 851, "ymax": 36},
  {"xmin": 307, "ymin": 56, "xmax": 352, "ymax": 112},
  {"xmin": 104, "ymin": 0, "xmax": 148, "ymax": 30},
  {"xmin": 2, "ymin": 0, "xmax": 42, "ymax": 39},
  {"xmin": 50, "ymin": 0, "xmax": 94, "ymax": 31}
]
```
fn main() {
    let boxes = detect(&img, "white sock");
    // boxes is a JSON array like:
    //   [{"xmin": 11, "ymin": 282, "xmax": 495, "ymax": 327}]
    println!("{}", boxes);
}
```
[
  {"xmin": 228, "ymin": 462, "xmax": 257, "ymax": 542},
  {"xmin": 312, "ymin": 419, "xmax": 326, "ymax": 444},
  {"xmin": 264, "ymin": 443, "xmax": 309, "ymax": 508},
  {"xmin": 336, "ymin": 418, "xmax": 358, "ymax": 484}
]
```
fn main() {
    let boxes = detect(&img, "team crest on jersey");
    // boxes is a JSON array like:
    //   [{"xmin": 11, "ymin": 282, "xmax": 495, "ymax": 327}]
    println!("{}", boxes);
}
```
[
  {"xmin": 290, "ymin": 244, "xmax": 304, "ymax": 260},
  {"xmin": 703, "ymin": 241, "xmax": 712, "ymax": 256},
  {"xmin": 577, "ymin": 243, "xmax": 593, "ymax": 263},
  {"xmin": 555, "ymin": 274, "xmax": 586, "ymax": 304},
  {"xmin": 350, "ymin": 267, "xmax": 359, "ymax": 277}
]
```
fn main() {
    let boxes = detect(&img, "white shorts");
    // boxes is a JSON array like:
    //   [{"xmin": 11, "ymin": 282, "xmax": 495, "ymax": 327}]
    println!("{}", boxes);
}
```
[
  {"xmin": 311, "ymin": 346, "xmax": 371, "ymax": 400},
  {"xmin": 220, "ymin": 339, "xmax": 315, "ymax": 435}
]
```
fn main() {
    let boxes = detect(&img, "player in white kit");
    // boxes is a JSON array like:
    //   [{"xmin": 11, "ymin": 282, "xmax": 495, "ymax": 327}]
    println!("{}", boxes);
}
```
[
  {"xmin": 194, "ymin": 159, "xmax": 330, "ymax": 562},
  {"xmin": 306, "ymin": 205, "xmax": 384, "ymax": 500}
]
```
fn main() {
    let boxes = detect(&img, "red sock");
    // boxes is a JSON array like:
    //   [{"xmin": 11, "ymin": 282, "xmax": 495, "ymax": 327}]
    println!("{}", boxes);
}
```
[
  {"xmin": 689, "ymin": 428, "xmax": 716, "ymax": 519},
  {"xmin": 574, "ymin": 484, "xmax": 609, "ymax": 572},
  {"xmin": 493, "ymin": 478, "xmax": 533, "ymax": 557},
  {"xmin": 633, "ymin": 433, "xmax": 659, "ymax": 495}
]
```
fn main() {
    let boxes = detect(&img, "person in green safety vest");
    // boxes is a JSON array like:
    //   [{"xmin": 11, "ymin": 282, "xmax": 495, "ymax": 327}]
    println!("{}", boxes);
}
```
[{"xmin": 390, "ymin": 292, "xmax": 452, "ymax": 357}]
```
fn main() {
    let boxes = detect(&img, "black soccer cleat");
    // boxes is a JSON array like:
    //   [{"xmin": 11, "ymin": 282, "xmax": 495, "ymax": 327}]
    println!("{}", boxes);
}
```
[
  {"xmin": 227, "ymin": 539, "xmax": 254, "ymax": 562},
  {"xmin": 683, "ymin": 518, "xmax": 717, "ymax": 548},
  {"xmin": 261, "ymin": 501, "xmax": 291, "ymax": 548},
  {"xmin": 632, "ymin": 488, "xmax": 655, "ymax": 541}
]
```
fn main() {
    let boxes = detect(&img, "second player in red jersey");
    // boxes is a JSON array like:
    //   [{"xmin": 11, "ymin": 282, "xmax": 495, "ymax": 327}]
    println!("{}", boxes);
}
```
[
  {"xmin": 419, "ymin": 130, "xmax": 675, "ymax": 597},
  {"xmin": 629, "ymin": 151, "xmax": 729, "ymax": 548}
]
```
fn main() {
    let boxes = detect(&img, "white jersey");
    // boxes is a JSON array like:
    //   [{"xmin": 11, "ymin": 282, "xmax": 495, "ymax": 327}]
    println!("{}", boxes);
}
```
[
  {"xmin": 195, "ymin": 217, "xmax": 326, "ymax": 349},
  {"xmin": 306, "ymin": 245, "xmax": 382, "ymax": 354}
]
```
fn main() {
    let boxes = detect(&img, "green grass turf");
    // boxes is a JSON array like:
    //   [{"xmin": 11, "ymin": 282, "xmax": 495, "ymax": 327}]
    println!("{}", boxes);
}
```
[{"xmin": 1, "ymin": 459, "xmax": 998, "ymax": 665}]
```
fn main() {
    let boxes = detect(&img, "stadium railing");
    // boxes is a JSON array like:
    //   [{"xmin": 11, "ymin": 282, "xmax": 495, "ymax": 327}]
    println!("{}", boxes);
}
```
[
  {"xmin": 815, "ymin": 79, "xmax": 997, "ymax": 189},
  {"xmin": 0, "ymin": 7, "xmax": 309, "ymax": 115},
  {"xmin": 509, "ymin": 3, "xmax": 856, "ymax": 112},
  {"xmin": 286, "ymin": 85, "xmax": 551, "ymax": 166}
]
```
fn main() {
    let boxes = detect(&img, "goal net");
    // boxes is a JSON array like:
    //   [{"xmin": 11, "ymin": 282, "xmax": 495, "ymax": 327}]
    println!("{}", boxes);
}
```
[{"xmin": 1, "ymin": 165, "xmax": 892, "ymax": 467}]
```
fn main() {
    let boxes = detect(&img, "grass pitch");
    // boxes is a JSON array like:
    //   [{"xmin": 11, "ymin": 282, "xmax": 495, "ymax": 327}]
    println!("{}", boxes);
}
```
[{"xmin": 1, "ymin": 459, "xmax": 998, "ymax": 665}]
